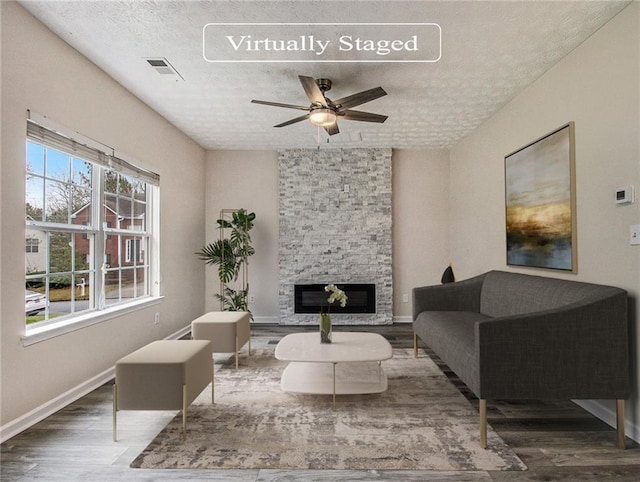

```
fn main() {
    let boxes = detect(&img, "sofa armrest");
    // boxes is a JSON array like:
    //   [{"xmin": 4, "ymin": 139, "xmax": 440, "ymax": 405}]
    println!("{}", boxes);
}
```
[
  {"xmin": 412, "ymin": 273, "xmax": 486, "ymax": 320},
  {"xmin": 475, "ymin": 291, "xmax": 629, "ymax": 400}
]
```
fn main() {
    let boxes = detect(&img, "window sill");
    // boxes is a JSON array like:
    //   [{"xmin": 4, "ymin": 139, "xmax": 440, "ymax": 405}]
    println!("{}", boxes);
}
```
[{"xmin": 22, "ymin": 296, "xmax": 164, "ymax": 347}]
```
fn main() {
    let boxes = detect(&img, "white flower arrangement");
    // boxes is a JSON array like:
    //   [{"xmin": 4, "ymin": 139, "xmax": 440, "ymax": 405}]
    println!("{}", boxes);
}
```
[{"xmin": 324, "ymin": 283, "xmax": 348, "ymax": 310}]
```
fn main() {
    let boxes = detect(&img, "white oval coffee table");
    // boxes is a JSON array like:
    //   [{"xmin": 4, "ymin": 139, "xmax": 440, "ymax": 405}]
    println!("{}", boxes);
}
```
[{"xmin": 274, "ymin": 331, "xmax": 393, "ymax": 406}]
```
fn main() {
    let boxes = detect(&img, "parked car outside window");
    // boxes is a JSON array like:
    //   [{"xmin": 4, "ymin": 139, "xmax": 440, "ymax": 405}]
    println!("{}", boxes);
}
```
[{"xmin": 25, "ymin": 290, "xmax": 47, "ymax": 315}]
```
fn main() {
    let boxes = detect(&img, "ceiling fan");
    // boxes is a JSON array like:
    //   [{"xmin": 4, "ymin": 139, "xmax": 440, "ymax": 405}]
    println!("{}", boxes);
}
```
[{"xmin": 251, "ymin": 75, "xmax": 388, "ymax": 136}]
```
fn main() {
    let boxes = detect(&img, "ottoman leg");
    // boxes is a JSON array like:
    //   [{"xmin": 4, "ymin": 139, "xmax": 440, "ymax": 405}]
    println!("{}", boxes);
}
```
[
  {"xmin": 113, "ymin": 384, "xmax": 118, "ymax": 442},
  {"xmin": 235, "ymin": 335, "xmax": 239, "ymax": 369},
  {"xmin": 182, "ymin": 385, "xmax": 188, "ymax": 440}
]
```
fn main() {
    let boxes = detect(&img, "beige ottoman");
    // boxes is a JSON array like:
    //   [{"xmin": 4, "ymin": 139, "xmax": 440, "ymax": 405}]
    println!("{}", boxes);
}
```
[
  {"xmin": 191, "ymin": 311, "xmax": 251, "ymax": 369},
  {"xmin": 113, "ymin": 339, "xmax": 213, "ymax": 441}
]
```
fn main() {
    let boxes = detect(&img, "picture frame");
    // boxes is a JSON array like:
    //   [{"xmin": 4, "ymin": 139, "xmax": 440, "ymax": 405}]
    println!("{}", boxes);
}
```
[{"xmin": 504, "ymin": 122, "xmax": 576, "ymax": 272}]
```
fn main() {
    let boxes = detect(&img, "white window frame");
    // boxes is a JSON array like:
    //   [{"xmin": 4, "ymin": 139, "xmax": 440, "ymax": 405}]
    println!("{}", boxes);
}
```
[{"xmin": 23, "ymin": 112, "xmax": 162, "ymax": 346}]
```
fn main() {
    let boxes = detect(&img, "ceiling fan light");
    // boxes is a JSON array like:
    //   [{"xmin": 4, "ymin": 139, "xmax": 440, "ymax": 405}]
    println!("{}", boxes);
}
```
[{"xmin": 309, "ymin": 108, "xmax": 337, "ymax": 127}]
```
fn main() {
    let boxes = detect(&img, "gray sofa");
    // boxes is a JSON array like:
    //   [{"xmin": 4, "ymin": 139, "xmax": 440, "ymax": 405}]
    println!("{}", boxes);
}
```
[{"xmin": 412, "ymin": 270, "xmax": 629, "ymax": 449}]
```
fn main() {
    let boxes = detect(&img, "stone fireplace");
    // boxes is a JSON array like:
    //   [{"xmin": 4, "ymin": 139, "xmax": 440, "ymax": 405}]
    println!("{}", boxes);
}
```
[{"xmin": 278, "ymin": 148, "xmax": 392, "ymax": 325}]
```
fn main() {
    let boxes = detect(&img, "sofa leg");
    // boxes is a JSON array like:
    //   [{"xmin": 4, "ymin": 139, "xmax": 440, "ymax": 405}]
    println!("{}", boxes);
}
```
[
  {"xmin": 479, "ymin": 399, "xmax": 487, "ymax": 449},
  {"xmin": 413, "ymin": 333, "xmax": 418, "ymax": 358},
  {"xmin": 617, "ymin": 399, "xmax": 626, "ymax": 449}
]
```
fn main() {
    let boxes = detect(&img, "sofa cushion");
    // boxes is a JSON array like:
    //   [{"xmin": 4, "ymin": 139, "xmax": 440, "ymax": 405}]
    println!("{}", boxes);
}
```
[
  {"xmin": 479, "ymin": 271, "xmax": 617, "ymax": 318},
  {"xmin": 413, "ymin": 310, "xmax": 491, "ymax": 394}
]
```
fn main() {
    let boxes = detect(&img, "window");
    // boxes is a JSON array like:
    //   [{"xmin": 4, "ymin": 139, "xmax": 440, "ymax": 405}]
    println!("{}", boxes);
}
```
[
  {"xmin": 25, "ymin": 238, "xmax": 39, "ymax": 253},
  {"xmin": 25, "ymin": 116, "xmax": 160, "ymax": 331}
]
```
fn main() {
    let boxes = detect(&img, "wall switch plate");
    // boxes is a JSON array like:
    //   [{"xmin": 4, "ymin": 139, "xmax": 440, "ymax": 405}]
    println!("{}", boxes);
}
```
[
  {"xmin": 631, "ymin": 225, "xmax": 640, "ymax": 245},
  {"xmin": 344, "ymin": 183, "xmax": 350, "ymax": 193},
  {"xmin": 402, "ymin": 293, "xmax": 409, "ymax": 303}
]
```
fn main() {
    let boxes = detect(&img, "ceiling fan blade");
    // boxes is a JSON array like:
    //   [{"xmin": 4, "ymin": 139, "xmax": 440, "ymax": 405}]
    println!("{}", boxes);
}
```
[
  {"xmin": 299, "ymin": 75, "xmax": 327, "ymax": 107},
  {"xmin": 274, "ymin": 114, "xmax": 310, "ymax": 128},
  {"xmin": 251, "ymin": 99, "xmax": 309, "ymax": 111},
  {"xmin": 324, "ymin": 123, "xmax": 340, "ymax": 136},
  {"xmin": 333, "ymin": 87, "xmax": 387, "ymax": 110},
  {"xmin": 341, "ymin": 110, "xmax": 388, "ymax": 123}
]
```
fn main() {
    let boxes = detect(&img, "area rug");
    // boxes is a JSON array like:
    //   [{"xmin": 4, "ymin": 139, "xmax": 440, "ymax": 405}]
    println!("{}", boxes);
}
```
[{"xmin": 130, "ymin": 348, "xmax": 526, "ymax": 471}]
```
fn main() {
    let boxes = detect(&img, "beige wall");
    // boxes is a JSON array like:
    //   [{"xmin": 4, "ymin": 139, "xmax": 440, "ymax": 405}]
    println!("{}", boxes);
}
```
[
  {"xmin": 1, "ymin": 2, "xmax": 206, "ymax": 428},
  {"xmin": 205, "ymin": 148, "xmax": 451, "ymax": 321},
  {"xmin": 450, "ymin": 3, "xmax": 640, "ymax": 437},
  {"xmin": 204, "ymin": 151, "xmax": 280, "ymax": 320},
  {"xmin": 392, "ymin": 149, "xmax": 451, "ymax": 318}
]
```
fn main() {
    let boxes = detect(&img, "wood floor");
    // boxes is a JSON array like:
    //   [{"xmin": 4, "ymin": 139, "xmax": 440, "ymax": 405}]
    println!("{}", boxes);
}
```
[{"xmin": 1, "ymin": 324, "xmax": 638, "ymax": 481}]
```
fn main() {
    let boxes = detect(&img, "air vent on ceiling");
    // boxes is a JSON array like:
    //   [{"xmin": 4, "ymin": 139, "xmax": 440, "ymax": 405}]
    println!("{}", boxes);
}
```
[{"xmin": 144, "ymin": 57, "xmax": 184, "ymax": 81}]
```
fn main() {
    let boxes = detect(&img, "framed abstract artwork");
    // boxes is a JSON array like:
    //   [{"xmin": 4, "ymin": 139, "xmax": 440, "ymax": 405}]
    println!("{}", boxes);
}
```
[{"xmin": 504, "ymin": 122, "xmax": 576, "ymax": 272}]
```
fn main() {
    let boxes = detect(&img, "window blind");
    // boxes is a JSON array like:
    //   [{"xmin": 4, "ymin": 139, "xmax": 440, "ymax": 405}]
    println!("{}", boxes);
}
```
[{"xmin": 26, "ymin": 118, "xmax": 160, "ymax": 186}]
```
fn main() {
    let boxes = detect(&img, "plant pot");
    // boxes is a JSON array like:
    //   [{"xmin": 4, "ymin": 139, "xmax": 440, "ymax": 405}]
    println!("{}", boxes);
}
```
[{"xmin": 319, "ymin": 313, "xmax": 332, "ymax": 343}]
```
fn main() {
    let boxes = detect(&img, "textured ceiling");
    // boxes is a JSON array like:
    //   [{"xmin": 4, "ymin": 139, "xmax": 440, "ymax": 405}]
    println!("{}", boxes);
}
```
[{"xmin": 20, "ymin": 0, "xmax": 630, "ymax": 150}]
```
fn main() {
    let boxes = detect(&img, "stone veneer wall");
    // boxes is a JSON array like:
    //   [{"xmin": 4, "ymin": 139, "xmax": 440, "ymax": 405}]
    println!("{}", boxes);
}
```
[{"xmin": 278, "ymin": 148, "xmax": 393, "ymax": 325}]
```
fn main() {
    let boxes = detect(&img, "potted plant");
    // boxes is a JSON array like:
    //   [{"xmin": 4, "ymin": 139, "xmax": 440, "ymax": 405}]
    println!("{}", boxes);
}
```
[{"xmin": 197, "ymin": 209, "xmax": 256, "ymax": 315}]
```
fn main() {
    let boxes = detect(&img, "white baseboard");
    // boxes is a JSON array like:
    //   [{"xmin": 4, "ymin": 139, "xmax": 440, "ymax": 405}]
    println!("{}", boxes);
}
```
[
  {"xmin": 252, "ymin": 316, "xmax": 280, "ymax": 324},
  {"xmin": 171, "ymin": 324, "xmax": 192, "ymax": 340},
  {"xmin": 0, "ymin": 366, "xmax": 115, "ymax": 443},
  {"xmin": 393, "ymin": 316, "xmax": 413, "ymax": 323},
  {"xmin": 0, "ymin": 324, "xmax": 191, "ymax": 443},
  {"xmin": 576, "ymin": 400, "xmax": 640, "ymax": 444}
]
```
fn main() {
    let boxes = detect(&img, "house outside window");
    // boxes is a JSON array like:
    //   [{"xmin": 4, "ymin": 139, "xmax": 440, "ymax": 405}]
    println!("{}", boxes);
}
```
[
  {"xmin": 25, "ymin": 117, "xmax": 160, "ymax": 332},
  {"xmin": 125, "ymin": 238, "xmax": 144, "ymax": 264}
]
